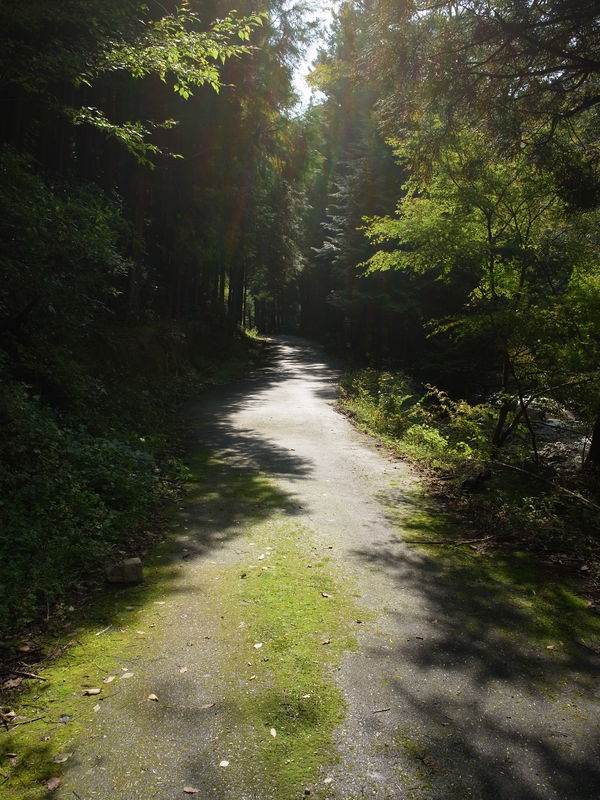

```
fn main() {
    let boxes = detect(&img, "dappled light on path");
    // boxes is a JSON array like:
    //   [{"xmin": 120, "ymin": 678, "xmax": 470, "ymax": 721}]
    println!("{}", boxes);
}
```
[{"xmin": 47, "ymin": 336, "xmax": 599, "ymax": 800}]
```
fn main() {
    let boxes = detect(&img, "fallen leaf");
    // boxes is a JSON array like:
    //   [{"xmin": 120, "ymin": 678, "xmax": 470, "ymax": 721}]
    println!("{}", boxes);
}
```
[
  {"xmin": 154, "ymin": 601, "xmax": 166, "ymax": 605},
  {"xmin": 82, "ymin": 688, "xmax": 101, "ymax": 696},
  {"xmin": 253, "ymin": 642, "xmax": 263, "ymax": 649},
  {"xmin": 219, "ymin": 760, "xmax": 229, "ymax": 767},
  {"xmin": 4, "ymin": 753, "xmax": 18, "ymax": 758},
  {"xmin": 125, "ymin": 606, "xmax": 135, "ymax": 611},
  {"xmin": 183, "ymin": 788, "xmax": 199, "ymax": 794},
  {"xmin": 148, "ymin": 694, "xmax": 159, "ymax": 702},
  {"xmin": 2, "ymin": 677, "xmax": 23, "ymax": 690},
  {"xmin": 546, "ymin": 645, "xmax": 556, "ymax": 651},
  {"xmin": 103, "ymin": 675, "xmax": 115, "ymax": 683},
  {"xmin": 53, "ymin": 752, "xmax": 72, "ymax": 764},
  {"xmin": 46, "ymin": 777, "xmax": 61, "ymax": 791},
  {"xmin": 270, "ymin": 728, "xmax": 277, "ymax": 738},
  {"xmin": 121, "ymin": 672, "xmax": 134, "ymax": 679},
  {"xmin": 199, "ymin": 703, "xmax": 215, "ymax": 709},
  {"xmin": 321, "ymin": 592, "xmax": 331, "ymax": 598},
  {"xmin": 321, "ymin": 639, "xmax": 331, "ymax": 645},
  {"xmin": 249, "ymin": 675, "xmax": 256, "ymax": 680},
  {"xmin": 93, "ymin": 704, "xmax": 101, "ymax": 712},
  {"xmin": 136, "ymin": 630, "xmax": 146, "ymax": 635},
  {"xmin": 179, "ymin": 667, "xmax": 188, "ymax": 674},
  {"xmin": 18, "ymin": 644, "xmax": 31, "ymax": 653},
  {"xmin": 324, "ymin": 777, "xmax": 333, "ymax": 785}
]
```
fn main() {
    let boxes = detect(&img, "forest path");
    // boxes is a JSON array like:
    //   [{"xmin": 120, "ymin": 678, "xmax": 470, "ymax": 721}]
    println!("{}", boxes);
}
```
[{"xmin": 58, "ymin": 336, "xmax": 599, "ymax": 800}]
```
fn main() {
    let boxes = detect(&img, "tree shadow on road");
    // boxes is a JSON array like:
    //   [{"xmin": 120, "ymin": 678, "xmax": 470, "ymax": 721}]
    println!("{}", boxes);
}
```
[{"xmin": 349, "ymin": 505, "xmax": 600, "ymax": 799}]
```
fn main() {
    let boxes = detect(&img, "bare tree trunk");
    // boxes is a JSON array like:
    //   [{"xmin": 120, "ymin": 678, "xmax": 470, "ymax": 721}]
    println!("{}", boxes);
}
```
[{"xmin": 586, "ymin": 410, "xmax": 600, "ymax": 468}]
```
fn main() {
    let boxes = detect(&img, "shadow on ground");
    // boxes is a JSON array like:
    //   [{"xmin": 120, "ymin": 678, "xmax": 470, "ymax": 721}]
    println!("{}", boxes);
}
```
[{"xmin": 350, "ymin": 505, "xmax": 600, "ymax": 800}]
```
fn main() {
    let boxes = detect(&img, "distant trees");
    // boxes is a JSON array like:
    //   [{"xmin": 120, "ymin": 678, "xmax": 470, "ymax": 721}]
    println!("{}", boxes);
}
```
[{"xmin": 303, "ymin": 0, "xmax": 600, "ymax": 464}]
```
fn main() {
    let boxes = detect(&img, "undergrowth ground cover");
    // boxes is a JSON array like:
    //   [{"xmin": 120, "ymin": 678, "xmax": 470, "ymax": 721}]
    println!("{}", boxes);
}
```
[
  {"xmin": 0, "ymin": 332, "xmax": 268, "ymax": 645},
  {"xmin": 339, "ymin": 367, "xmax": 600, "ymax": 599}
]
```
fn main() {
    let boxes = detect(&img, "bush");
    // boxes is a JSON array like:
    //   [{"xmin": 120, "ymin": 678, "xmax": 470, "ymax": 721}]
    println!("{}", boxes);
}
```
[{"xmin": 0, "ymin": 371, "xmax": 162, "ymax": 634}]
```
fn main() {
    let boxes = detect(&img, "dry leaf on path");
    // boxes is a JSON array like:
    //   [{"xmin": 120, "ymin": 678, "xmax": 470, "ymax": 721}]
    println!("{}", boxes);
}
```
[
  {"xmin": 179, "ymin": 667, "xmax": 188, "ymax": 674},
  {"xmin": 121, "ymin": 672, "xmax": 134, "ymax": 679},
  {"xmin": 199, "ymin": 703, "xmax": 215, "ymax": 709},
  {"xmin": 46, "ymin": 777, "xmax": 61, "ymax": 791},
  {"xmin": 183, "ymin": 787, "xmax": 199, "ymax": 794},
  {"xmin": 219, "ymin": 760, "xmax": 230, "ymax": 767},
  {"xmin": 82, "ymin": 688, "xmax": 101, "ymax": 696},
  {"xmin": 53, "ymin": 752, "xmax": 72, "ymax": 763},
  {"xmin": 2, "ymin": 677, "xmax": 23, "ymax": 690},
  {"xmin": 148, "ymin": 694, "xmax": 159, "ymax": 702},
  {"xmin": 321, "ymin": 592, "xmax": 331, "ymax": 598},
  {"xmin": 103, "ymin": 676, "xmax": 115, "ymax": 683},
  {"xmin": 93, "ymin": 704, "xmax": 101, "ymax": 712}
]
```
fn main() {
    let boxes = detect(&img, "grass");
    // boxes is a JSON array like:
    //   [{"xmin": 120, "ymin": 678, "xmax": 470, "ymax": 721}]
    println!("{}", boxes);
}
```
[
  {"xmin": 339, "ymin": 368, "xmax": 600, "ymax": 588},
  {"xmin": 1, "ymin": 444, "xmax": 362, "ymax": 799},
  {"xmin": 0, "ymin": 534, "xmax": 182, "ymax": 798},
  {"xmin": 386, "ymin": 498, "xmax": 600, "ymax": 671}
]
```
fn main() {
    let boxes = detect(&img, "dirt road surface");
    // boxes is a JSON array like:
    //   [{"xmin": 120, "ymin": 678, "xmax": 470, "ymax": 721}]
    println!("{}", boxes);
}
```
[{"xmin": 58, "ymin": 337, "xmax": 600, "ymax": 800}]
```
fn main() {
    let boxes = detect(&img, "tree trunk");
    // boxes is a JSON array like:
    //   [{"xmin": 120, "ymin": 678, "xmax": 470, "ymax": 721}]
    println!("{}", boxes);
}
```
[{"xmin": 586, "ymin": 410, "xmax": 600, "ymax": 467}]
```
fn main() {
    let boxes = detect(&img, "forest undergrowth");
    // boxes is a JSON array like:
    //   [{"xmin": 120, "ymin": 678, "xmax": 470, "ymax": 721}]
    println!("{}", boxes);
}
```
[
  {"xmin": 339, "ymin": 368, "xmax": 600, "ymax": 604},
  {"xmin": 0, "ymin": 315, "xmax": 267, "ymax": 648}
]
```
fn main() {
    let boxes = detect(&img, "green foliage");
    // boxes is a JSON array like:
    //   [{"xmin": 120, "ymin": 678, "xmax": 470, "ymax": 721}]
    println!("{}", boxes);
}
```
[
  {"xmin": 0, "ymin": 1, "xmax": 266, "ymax": 161},
  {"xmin": 340, "ymin": 368, "xmax": 494, "ymax": 467},
  {"xmin": 0, "ymin": 372, "xmax": 160, "ymax": 634},
  {"xmin": 0, "ymin": 145, "xmax": 268, "ymax": 638}
]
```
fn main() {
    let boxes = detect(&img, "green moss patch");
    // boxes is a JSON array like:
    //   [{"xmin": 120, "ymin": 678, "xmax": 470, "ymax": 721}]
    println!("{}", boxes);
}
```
[
  {"xmin": 197, "ymin": 518, "xmax": 360, "ymax": 798},
  {"xmin": 0, "ymin": 538, "xmax": 181, "ymax": 799},
  {"xmin": 393, "ymin": 501, "xmax": 600, "ymax": 668},
  {"xmin": 2, "ymin": 449, "xmax": 363, "ymax": 799}
]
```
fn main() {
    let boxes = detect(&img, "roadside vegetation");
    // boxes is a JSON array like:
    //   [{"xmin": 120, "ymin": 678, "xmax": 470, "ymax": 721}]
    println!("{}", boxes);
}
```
[{"xmin": 339, "ymin": 367, "xmax": 600, "ymax": 592}]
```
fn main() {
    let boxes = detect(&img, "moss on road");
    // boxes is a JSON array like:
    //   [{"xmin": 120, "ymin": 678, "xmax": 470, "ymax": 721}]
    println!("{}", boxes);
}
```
[{"xmin": 2, "ymin": 450, "xmax": 361, "ymax": 799}]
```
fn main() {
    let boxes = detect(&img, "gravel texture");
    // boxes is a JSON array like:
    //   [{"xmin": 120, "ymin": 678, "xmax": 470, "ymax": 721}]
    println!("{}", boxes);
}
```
[{"xmin": 57, "ymin": 336, "xmax": 600, "ymax": 800}]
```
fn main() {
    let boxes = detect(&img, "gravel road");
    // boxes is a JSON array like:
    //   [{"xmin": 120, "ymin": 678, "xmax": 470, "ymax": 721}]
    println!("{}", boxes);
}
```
[{"xmin": 58, "ymin": 336, "xmax": 600, "ymax": 800}]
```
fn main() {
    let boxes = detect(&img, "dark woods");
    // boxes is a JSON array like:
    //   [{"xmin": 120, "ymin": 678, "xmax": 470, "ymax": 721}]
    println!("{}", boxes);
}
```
[{"xmin": 1, "ymin": 1, "xmax": 600, "ymax": 634}]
